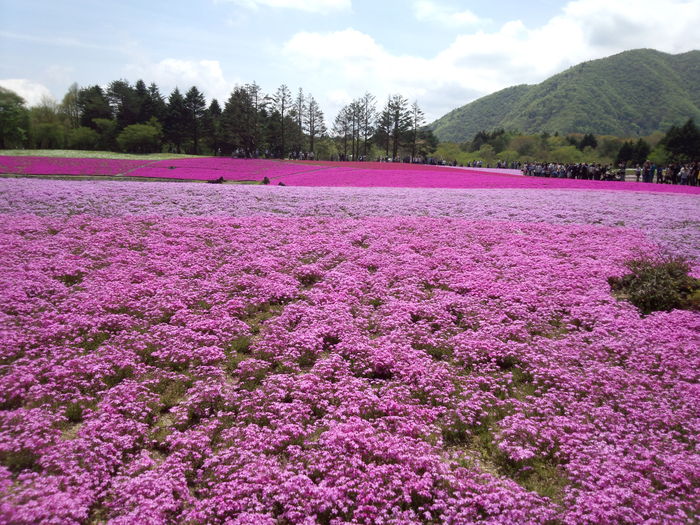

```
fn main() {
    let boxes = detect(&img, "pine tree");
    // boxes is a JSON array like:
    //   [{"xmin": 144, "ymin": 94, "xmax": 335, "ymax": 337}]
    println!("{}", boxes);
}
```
[
  {"xmin": 662, "ymin": 119, "xmax": 700, "ymax": 162},
  {"xmin": 106, "ymin": 80, "xmax": 139, "ymax": 130},
  {"xmin": 291, "ymin": 87, "xmax": 307, "ymax": 154},
  {"xmin": 77, "ymin": 85, "xmax": 112, "ymax": 128},
  {"xmin": 387, "ymin": 94, "xmax": 411, "ymax": 159},
  {"xmin": 273, "ymin": 84, "xmax": 292, "ymax": 158},
  {"xmin": 202, "ymin": 98, "xmax": 223, "ymax": 154},
  {"xmin": 305, "ymin": 95, "xmax": 325, "ymax": 155},
  {"xmin": 165, "ymin": 88, "xmax": 188, "ymax": 153},
  {"xmin": 360, "ymin": 92, "xmax": 376, "ymax": 157},
  {"xmin": 184, "ymin": 86, "xmax": 206, "ymax": 154},
  {"xmin": 409, "ymin": 101, "xmax": 425, "ymax": 159}
]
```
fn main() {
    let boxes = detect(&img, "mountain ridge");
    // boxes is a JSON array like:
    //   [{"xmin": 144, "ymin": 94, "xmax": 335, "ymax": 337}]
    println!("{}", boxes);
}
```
[{"xmin": 430, "ymin": 49, "xmax": 700, "ymax": 142}]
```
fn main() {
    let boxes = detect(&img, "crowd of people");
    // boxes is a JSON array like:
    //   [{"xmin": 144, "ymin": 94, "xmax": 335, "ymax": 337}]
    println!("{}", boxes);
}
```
[
  {"xmin": 523, "ymin": 162, "xmax": 625, "ymax": 181},
  {"xmin": 633, "ymin": 161, "xmax": 699, "ymax": 185},
  {"xmin": 522, "ymin": 161, "xmax": 700, "ymax": 185}
]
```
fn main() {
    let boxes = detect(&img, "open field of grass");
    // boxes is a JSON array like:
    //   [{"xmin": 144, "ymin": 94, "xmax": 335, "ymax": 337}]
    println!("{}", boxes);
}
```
[{"xmin": 0, "ymin": 149, "xmax": 197, "ymax": 160}]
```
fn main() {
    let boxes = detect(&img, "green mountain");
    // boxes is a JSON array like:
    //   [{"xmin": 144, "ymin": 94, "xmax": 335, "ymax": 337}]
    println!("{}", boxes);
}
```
[{"xmin": 430, "ymin": 49, "xmax": 700, "ymax": 142}]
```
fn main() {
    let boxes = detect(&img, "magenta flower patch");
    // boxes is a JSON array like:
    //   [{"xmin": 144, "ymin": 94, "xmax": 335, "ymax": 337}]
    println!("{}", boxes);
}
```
[
  {"xmin": 2, "ymin": 155, "xmax": 700, "ymax": 194},
  {"xmin": 0, "ymin": 203, "xmax": 698, "ymax": 523},
  {"xmin": 0, "ymin": 155, "xmax": 154, "ymax": 176}
]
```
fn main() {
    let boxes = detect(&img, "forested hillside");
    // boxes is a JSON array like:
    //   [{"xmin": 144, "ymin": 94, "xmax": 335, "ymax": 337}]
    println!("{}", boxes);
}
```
[{"xmin": 431, "ymin": 49, "xmax": 700, "ymax": 142}]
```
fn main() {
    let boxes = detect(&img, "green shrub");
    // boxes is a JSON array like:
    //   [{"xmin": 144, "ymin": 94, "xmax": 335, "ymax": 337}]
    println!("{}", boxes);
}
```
[
  {"xmin": 32, "ymin": 122, "xmax": 64, "ymax": 149},
  {"xmin": 116, "ymin": 123, "xmax": 161, "ymax": 153},
  {"xmin": 609, "ymin": 255, "xmax": 700, "ymax": 315},
  {"xmin": 67, "ymin": 126, "xmax": 99, "ymax": 150}
]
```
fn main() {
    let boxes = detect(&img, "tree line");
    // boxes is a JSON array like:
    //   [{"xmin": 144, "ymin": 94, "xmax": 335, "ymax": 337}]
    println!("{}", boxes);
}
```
[
  {"xmin": 433, "ymin": 121, "xmax": 700, "ymax": 167},
  {"xmin": 3, "ymin": 80, "xmax": 696, "ymax": 165},
  {"xmin": 0, "ymin": 82, "xmax": 436, "ymax": 160}
]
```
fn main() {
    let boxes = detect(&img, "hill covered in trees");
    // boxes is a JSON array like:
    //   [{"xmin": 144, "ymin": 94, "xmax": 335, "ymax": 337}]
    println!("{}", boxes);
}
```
[{"xmin": 430, "ymin": 49, "xmax": 700, "ymax": 142}]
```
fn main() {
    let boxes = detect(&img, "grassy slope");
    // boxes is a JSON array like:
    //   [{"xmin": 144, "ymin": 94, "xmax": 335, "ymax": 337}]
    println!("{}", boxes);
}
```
[
  {"xmin": 430, "ymin": 49, "xmax": 700, "ymax": 142},
  {"xmin": 0, "ymin": 150, "xmax": 198, "ymax": 160}
]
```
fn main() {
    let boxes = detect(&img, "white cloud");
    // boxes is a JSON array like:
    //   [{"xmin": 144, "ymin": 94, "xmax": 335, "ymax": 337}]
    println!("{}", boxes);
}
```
[
  {"xmin": 284, "ymin": 29, "xmax": 437, "ymax": 119},
  {"xmin": 284, "ymin": 29, "xmax": 383, "ymax": 65},
  {"xmin": 0, "ymin": 79, "xmax": 55, "ymax": 106},
  {"xmin": 282, "ymin": 0, "xmax": 700, "ymax": 122},
  {"xmin": 124, "ymin": 59, "xmax": 238, "ymax": 104},
  {"xmin": 412, "ymin": 0, "xmax": 484, "ymax": 27},
  {"xmin": 217, "ymin": 0, "xmax": 350, "ymax": 13}
]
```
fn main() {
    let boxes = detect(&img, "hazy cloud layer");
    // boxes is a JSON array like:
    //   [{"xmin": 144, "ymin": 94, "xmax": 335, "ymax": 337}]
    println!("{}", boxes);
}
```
[
  {"xmin": 282, "ymin": 0, "xmax": 700, "ymax": 120},
  {"xmin": 217, "ymin": 0, "xmax": 351, "ymax": 13},
  {"xmin": 412, "ymin": 1, "xmax": 485, "ymax": 27},
  {"xmin": 2, "ymin": 0, "xmax": 698, "ymax": 124},
  {"xmin": 124, "ymin": 59, "xmax": 238, "ymax": 105},
  {"xmin": 0, "ymin": 79, "xmax": 54, "ymax": 106}
]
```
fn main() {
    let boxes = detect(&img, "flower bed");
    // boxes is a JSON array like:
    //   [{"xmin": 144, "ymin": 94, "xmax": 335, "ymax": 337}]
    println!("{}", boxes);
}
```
[
  {"xmin": 127, "ymin": 158, "xmax": 325, "ymax": 181},
  {"xmin": 0, "ymin": 180, "xmax": 698, "ymax": 523},
  {"xmin": 1, "ymin": 180, "xmax": 697, "ymax": 267},
  {"xmin": 0, "ymin": 156, "xmax": 153, "ymax": 176},
  {"xmin": 288, "ymin": 160, "xmax": 523, "ymax": 176},
  {"xmin": 2, "ymin": 156, "xmax": 699, "ymax": 194}
]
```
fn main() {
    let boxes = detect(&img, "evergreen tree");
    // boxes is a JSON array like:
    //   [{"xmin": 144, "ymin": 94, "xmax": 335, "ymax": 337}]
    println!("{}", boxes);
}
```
[
  {"xmin": 387, "ymin": 94, "xmax": 411, "ymax": 159},
  {"xmin": 375, "ymin": 99, "xmax": 393, "ymax": 157},
  {"xmin": 416, "ymin": 128, "xmax": 439, "ymax": 157},
  {"xmin": 662, "ymin": 119, "xmax": 700, "ymax": 162},
  {"xmin": 272, "ymin": 84, "xmax": 292, "ymax": 158},
  {"xmin": 565, "ymin": 135, "xmax": 579, "ymax": 149},
  {"xmin": 202, "ymin": 98, "xmax": 223, "ymax": 154},
  {"xmin": 184, "ymin": 86, "xmax": 206, "ymax": 154},
  {"xmin": 409, "ymin": 101, "xmax": 425, "ymax": 159},
  {"xmin": 266, "ymin": 109, "xmax": 284, "ymax": 158},
  {"xmin": 245, "ymin": 82, "xmax": 266, "ymax": 155},
  {"xmin": 360, "ymin": 92, "xmax": 376, "ymax": 157},
  {"xmin": 305, "ymin": 95, "xmax": 325, "ymax": 155},
  {"xmin": 470, "ymin": 130, "xmax": 489, "ymax": 152},
  {"xmin": 291, "ymin": 87, "xmax": 307, "ymax": 154},
  {"xmin": 579, "ymin": 133, "xmax": 598, "ymax": 151},
  {"xmin": 332, "ymin": 107, "xmax": 352, "ymax": 159},
  {"xmin": 223, "ymin": 86, "xmax": 255, "ymax": 156},
  {"xmin": 144, "ymin": 83, "xmax": 167, "ymax": 124},
  {"xmin": 165, "ymin": 88, "xmax": 188, "ymax": 153},
  {"xmin": 349, "ymin": 100, "xmax": 362, "ymax": 159},
  {"xmin": 77, "ymin": 85, "xmax": 112, "ymax": 128},
  {"xmin": 106, "ymin": 79, "xmax": 140, "ymax": 130},
  {"xmin": 615, "ymin": 141, "xmax": 635, "ymax": 166},
  {"xmin": 134, "ymin": 80, "xmax": 150, "ymax": 123},
  {"xmin": 632, "ymin": 138, "xmax": 651, "ymax": 165}
]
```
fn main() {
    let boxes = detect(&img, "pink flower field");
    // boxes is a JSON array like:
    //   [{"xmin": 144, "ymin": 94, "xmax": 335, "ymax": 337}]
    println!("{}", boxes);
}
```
[
  {"xmin": 0, "ymin": 178, "xmax": 698, "ymax": 523},
  {"xmin": 2, "ymin": 155, "xmax": 700, "ymax": 194},
  {"xmin": 126, "ymin": 158, "xmax": 329, "ymax": 182},
  {"xmin": 0, "ymin": 156, "xmax": 152, "ymax": 177}
]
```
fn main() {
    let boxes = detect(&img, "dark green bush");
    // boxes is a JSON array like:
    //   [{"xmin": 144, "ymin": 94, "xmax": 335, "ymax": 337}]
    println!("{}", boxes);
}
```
[
  {"xmin": 67, "ymin": 126, "xmax": 99, "ymax": 150},
  {"xmin": 609, "ymin": 255, "xmax": 700, "ymax": 315},
  {"xmin": 116, "ymin": 123, "xmax": 161, "ymax": 153}
]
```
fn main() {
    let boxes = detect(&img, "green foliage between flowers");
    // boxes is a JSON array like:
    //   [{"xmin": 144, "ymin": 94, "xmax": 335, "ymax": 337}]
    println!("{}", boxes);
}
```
[{"xmin": 609, "ymin": 255, "xmax": 700, "ymax": 315}]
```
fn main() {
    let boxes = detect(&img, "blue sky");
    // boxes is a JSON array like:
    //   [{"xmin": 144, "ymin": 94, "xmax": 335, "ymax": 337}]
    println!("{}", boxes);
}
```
[{"xmin": 1, "ymin": 0, "xmax": 699, "ymax": 122}]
